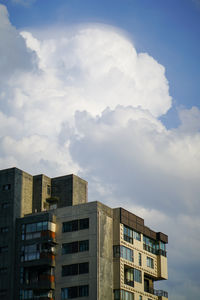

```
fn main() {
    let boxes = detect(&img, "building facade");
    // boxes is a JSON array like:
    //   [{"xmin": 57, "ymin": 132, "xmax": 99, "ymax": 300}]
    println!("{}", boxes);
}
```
[{"xmin": 0, "ymin": 167, "xmax": 168, "ymax": 300}]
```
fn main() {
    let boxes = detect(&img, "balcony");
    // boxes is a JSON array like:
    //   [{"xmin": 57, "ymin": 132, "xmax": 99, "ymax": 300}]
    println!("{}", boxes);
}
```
[
  {"xmin": 21, "ymin": 274, "xmax": 55, "ymax": 290},
  {"xmin": 144, "ymin": 287, "xmax": 168, "ymax": 298},
  {"xmin": 22, "ymin": 253, "xmax": 55, "ymax": 267},
  {"xmin": 143, "ymin": 244, "xmax": 167, "ymax": 257}
]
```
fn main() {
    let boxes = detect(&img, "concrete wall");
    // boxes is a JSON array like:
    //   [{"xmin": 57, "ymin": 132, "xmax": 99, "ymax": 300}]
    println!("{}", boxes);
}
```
[
  {"xmin": 54, "ymin": 202, "xmax": 98, "ymax": 300},
  {"xmin": 97, "ymin": 202, "xmax": 113, "ymax": 300}
]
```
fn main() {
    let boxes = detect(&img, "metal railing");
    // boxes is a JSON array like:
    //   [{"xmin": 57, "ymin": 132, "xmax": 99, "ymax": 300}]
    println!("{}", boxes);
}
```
[{"xmin": 144, "ymin": 287, "xmax": 168, "ymax": 298}]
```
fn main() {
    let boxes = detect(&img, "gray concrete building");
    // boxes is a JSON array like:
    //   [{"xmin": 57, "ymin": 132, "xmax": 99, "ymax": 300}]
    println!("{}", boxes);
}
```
[{"xmin": 0, "ymin": 167, "xmax": 168, "ymax": 300}]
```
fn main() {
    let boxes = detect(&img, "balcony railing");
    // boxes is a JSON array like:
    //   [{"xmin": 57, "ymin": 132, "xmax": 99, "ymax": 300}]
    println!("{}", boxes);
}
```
[
  {"xmin": 143, "ymin": 244, "xmax": 167, "ymax": 257},
  {"xmin": 144, "ymin": 287, "xmax": 168, "ymax": 298}
]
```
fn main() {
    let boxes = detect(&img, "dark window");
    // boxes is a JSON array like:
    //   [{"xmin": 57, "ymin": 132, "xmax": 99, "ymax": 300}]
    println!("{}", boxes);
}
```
[
  {"xmin": 62, "ymin": 264, "xmax": 78, "ymax": 276},
  {"xmin": 47, "ymin": 185, "xmax": 51, "ymax": 195},
  {"xmin": 79, "ymin": 218, "xmax": 89, "ymax": 230},
  {"xmin": 63, "ymin": 220, "xmax": 78, "ymax": 232},
  {"xmin": 79, "ymin": 262, "xmax": 89, "ymax": 274},
  {"xmin": 62, "ymin": 242, "xmax": 78, "ymax": 255},
  {"xmin": 139, "ymin": 253, "xmax": 142, "ymax": 266},
  {"xmin": 0, "ymin": 268, "xmax": 7, "ymax": 275},
  {"xmin": 0, "ymin": 227, "xmax": 8, "ymax": 233},
  {"xmin": 62, "ymin": 218, "xmax": 89, "ymax": 233},
  {"xmin": 134, "ymin": 268, "xmax": 142, "ymax": 283},
  {"xmin": 61, "ymin": 285, "xmax": 89, "ymax": 299},
  {"xmin": 2, "ymin": 203, "xmax": 10, "ymax": 209},
  {"xmin": 62, "ymin": 262, "xmax": 89, "ymax": 276},
  {"xmin": 0, "ymin": 289, "xmax": 7, "ymax": 299},
  {"xmin": 79, "ymin": 240, "xmax": 89, "ymax": 252},
  {"xmin": 0, "ymin": 246, "xmax": 8, "ymax": 254},
  {"xmin": 62, "ymin": 240, "xmax": 89, "ymax": 255},
  {"xmin": 2, "ymin": 184, "xmax": 11, "ymax": 191},
  {"xmin": 79, "ymin": 285, "xmax": 89, "ymax": 297}
]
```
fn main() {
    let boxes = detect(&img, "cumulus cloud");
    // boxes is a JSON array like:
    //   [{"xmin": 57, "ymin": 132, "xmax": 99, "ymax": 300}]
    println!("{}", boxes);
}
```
[{"xmin": 0, "ymin": 4, "xmax": 200, "ymax": 299}]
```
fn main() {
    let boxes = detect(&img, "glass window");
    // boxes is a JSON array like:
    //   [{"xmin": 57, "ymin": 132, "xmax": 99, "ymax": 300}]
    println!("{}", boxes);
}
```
[
  {"xmin": 0, "ymin": 246, "xmax": 8, "ymax": 253},
  {"xmin": 113, "ymin": 245, "xmax": 133, "ymax": 262},
  {"xmin": 139, "ymin": 253, "xmax": 142, "ymax": 266},
  {"xmin": 62, "ymin": 242, "xmax": 78, "ymax": 255},
  {"xmin": 61, "ymin": 285, "xmax": 89, "ymax": 299},
  {"xmin": 79, "ymin": 262, "xmax": 89, "ymax": 274},
  {"xmin": 124, "ymin": 266, "xmax": 134, "ymax": 287},
  {"xmin": 0, "ymin": 268, "xmax": 7, "ymax": 274},
  {"xmin": 121, "ymin": 290, "xmax": 134, "ymax": 300},
  {"xmin": 143, "ymin": 236, "xmax": 157, "ymax": 254},
  {"xmin": 147, "ymin": 257, "xmax": 154, "ymax": 269},
  {"xmin": 124, "ymin": 226, "xmax": 133, "ymax": 244},
  {"xmin": 0, "ymin": 227, "xmax": 8, "ymax": 233},
  {"xmin": 2, "ymin": 203, "xmax": 10, "ymax": 209},
  {"xmin": 62, "ymin": 220, "xmax": 78, "ymax": 232},
  {"xmin": 79, "ymin": 240, "xmax": 89, "ymax": 252},
  {"xmin": 79, "ymin": 218, "xmax": 89, "ymax": 230},
  {"xmin": 134, "ymin": 268, "xmax": 142, "ymax": 283},
  {"xmin": 133, "ymin": 231, "xmax": 141, "ymax": 241},
  {"xmin": 62, "ymin": 264, "xmax": 78, "ymax": 276},
  {"xmin": 79, "ymin": 285, "xmax": 89, "ymax": 297},
  {"xmin": 114, "ymin": 290, "xmax": 120, "ymax": 300},
  {"xmin": 2, "ymin": 184, "xmax": 11, "ymax": 191},
  {"xmin": 47, "ymin": 185, "xmax": 51, "ymax": 195}
]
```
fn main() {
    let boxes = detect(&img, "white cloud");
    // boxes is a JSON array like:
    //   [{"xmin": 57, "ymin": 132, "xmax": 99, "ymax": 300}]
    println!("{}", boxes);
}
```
[{"xmin": 0, "ymin": 5, "xmax": 200, "ymax": 298}]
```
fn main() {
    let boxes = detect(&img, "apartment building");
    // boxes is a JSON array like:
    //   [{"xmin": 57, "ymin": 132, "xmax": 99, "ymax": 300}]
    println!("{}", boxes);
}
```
[{"xmin": 0, "ymin": 167, "xmax": 168, "ymax": 300}]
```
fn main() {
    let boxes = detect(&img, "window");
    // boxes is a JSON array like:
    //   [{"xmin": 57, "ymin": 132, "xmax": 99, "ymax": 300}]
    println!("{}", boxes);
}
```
[
  {"xmin": 79, "ymin": 218, "xmax": 89, "ymax": 230},
  {"xmin": 133, "ymin": 231, "xmax": 141, "ymax": 241},
  {"xmin": 139, "ymin": 296, "xmax": 142, "ymax": 300},
  {"xmin": 124, "ymin": 225, "xmax": 141, "ymax": 244},
  {"xmin": 124, "ymin": 226, "xmax": 133, "ymax": 244},
  {"xmin": 50, "ymin": 203, "xmax": 57, "ymax": 210},
  {"xmin": 2, "ymin": 184, "xmax": 11, "ymax": 191},
  {"xmin": 114, "ymin": 289, "xmax": 134, "ymax": 300},
  {"xmin": 62, "ymin": 264, "xmax": 78, "ymax": 276},
  {"xmin": 47, "ymin": 185, "xmax": 51, "ymax": 195},
  {"xmin": 61, "ymin": 285, "xmax": 89, "ymax": 299},
  {"xmin": 0, "ymin": 290, "xmax": 7, "ymax": 299},
  {"xmin": 124, "ymin": 266, "xmax": 134, "ymax": 287},
  {"xmin": 134, "ymin": 268, "xmax": 142, "ymax": 283},
  {"xmin": 143, "ymin": 236, "xmax": 157, "ymax": 255},
  {"xmin": 0, "ymin": 246, "xmax": 8, "ymax": 254},
  {"xmin": 147, "ymin": 257, "xmax": 154, "ymax": 269},
  {"xmin": 79, "ymin": 285, "xmax": 89, "ymax": 297},
  {"xmin": 79, "ymin": 240, "xmax": 89, "ymax": 252},
  {"xmin": 0, "ymin": 227, "xmax": 8, "ymax": 233},
  {"xmin": 20, "ymin": 290, "xmax": 33, "ymax": 300},
  {"xmin": 62, "ymin": 218, "xmax": 89, "ymax": 232},
  {"xmin": 62, "ymin": 262, "xmax": 89, "ymax": 276},
  {"xmin": 21, "ymin": 221, "xmax": 56, "ymax": 240},
  {"xmin": 0, "ymin": 268, "xmax": 7, "ymax": 275},
  {"xmin": 139, "ymin": 253, "xmax": 142, "ymax": 266},
  {"xmin": 79, "ymin": 262, "xmax": 89, "ymax": 274},
  {"xmin": 62, "ymin": 240, "xmax": 89, "ymax": 255},
  {"xmin": 157, "ymin": 241, "xmax": 167, "ymax": 257},
  {"xmin": 113, "ymin": 245, "xmax": 133, "ymax": 262},
  {"xmin": 2, "ymin": 203, "xmax": 10, "ymax": 209},
  {"xmin": 21, "ymin": 244, "xmax": 40, "ymax": 262}
]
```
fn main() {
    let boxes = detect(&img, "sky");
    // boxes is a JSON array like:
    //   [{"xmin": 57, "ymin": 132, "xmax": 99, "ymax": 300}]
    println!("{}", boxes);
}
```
[{"xmin": 0, "ymin": 0, "xmax": 200, "ymax": 299}]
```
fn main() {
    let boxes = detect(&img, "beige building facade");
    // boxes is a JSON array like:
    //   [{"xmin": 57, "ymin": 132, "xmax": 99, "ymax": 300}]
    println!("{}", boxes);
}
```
[{"xmin": 0, "ymin": 167, "xmax": 168, "ymax": 300}]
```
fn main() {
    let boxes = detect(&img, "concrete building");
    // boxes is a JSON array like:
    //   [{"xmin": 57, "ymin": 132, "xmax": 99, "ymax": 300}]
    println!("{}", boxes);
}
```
[{"xmin": 0, "ymin": 167, "xmax": 168, "ymax": 300}]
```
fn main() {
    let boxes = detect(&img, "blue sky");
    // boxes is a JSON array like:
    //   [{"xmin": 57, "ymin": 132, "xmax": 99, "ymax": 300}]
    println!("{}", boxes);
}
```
[{"xmin": 0, "ymin": 1, "xmax": 200, "ymax": 299}]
